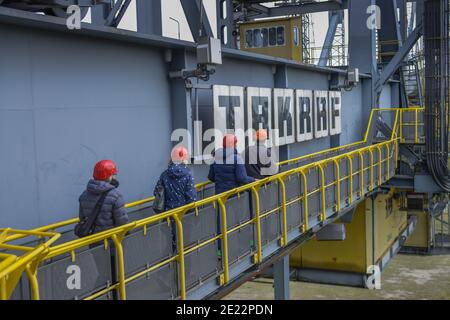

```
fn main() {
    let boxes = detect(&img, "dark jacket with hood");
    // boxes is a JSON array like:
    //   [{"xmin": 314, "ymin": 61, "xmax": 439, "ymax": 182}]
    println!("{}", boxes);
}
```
[
  {"xmin": 244, "ymin": 142, "xmax": 279, "ymax": 179},
  {"xmin": 208, "ymin": 148, "xmax": 255, "ymax": 195},
  {"xmin": 79, "ymin": 180, "xmax": 129, "ymax": 234},
  {"xmin": 154, "ymin": 162, "xmax": 197, "ymax": 211}
]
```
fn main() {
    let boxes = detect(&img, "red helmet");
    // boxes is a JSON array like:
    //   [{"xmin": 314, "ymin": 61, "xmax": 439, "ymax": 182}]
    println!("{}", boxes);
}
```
[
  {"xmin": 171, "ymin": 146, "xmax": 189, "ymax": 163},
  {"xmin": 223, "ymin": 134, "xmax": 238, "ymax": 148},
  {"xmin": 93, "ymin": 160, "xmax": 118, "ymax": 181},
  {"xmin": 255, "ymin": 129, "xmax": 268, "ymax": 141}
]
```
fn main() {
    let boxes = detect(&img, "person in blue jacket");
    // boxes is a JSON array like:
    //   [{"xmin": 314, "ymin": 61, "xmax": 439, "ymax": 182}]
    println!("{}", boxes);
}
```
[
  {"xmin": 154, "ymin": 146, "xmax": 197, "ymax": 211},
  {"xmin": 208, "ymin": 134, "xmax": 256, "ymax": 195}
]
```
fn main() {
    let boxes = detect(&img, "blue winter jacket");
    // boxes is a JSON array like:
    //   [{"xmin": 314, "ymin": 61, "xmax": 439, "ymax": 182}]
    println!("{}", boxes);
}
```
[
  {"xmin": 208, "ymin": 148, "xmax": 256, "ymax": 195},
  {"xmin": 154, "ymin": 163, "xmax": 197, "ymax": 211},
  {"xmin": 79, "ymin": 180, "xmax": 129, "ymax": 234}
]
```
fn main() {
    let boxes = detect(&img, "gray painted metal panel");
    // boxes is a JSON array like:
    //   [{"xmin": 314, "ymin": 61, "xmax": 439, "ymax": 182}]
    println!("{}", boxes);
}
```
[
  {"xmin": 284, "ymin": 174, "xmax": 302, "ymax": 201},
  {"xmin": 37, "ymin": 245, "xmax": 113, "ymax": 300},
  {"xmin": 257, "ymin": 181, "xmax": 280, "ymax": 213},
  {"xmin": 286, "ymin": 202, "xmax": 303, "ymax": 232},
  {"xmin": 225, "ymin": 192, "xmax": 252, "ymax": 229},
  {"xmin": 121, "ymin": 220, "xmax": 173, "ymax": 275},
  {"xmin": 10, "ymin": 274, "xmax": 31, "ymax": 300},
  {"xmin": 0, "ymin": 24, "xmax": 172, "ymax": 229},
  {"xmin": 227, "ymin": 224, "xmax": 255, "ymax": 264},
  {"xmin": 183, "ymin": 205, "xmax": 218, "ymax": 248},
  {"xmin": 261, "ymin": 211, "xmax": 282, "ymax": 245},
  {"xmin": 125, "ymin": 262, "xmax": 178, "ymax": 300},
  {"xmin": 184, "ymin": 241, "xmax": 222, "ymax": 290}
]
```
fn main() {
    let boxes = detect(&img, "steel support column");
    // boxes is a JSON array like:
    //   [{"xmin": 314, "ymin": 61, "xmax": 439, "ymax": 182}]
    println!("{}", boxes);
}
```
[
  {"xmin": 274, "ymin": 65, "xmax": 289, "ymax": 162},
  {"xmin": 181, "ymin": 0, "xmax": 214, "ymax": 42},
  {"xmin": 377, "ymin": 0, "xmax": 401, "ymax": 64},
  {"xmin": 273, "ymin": 255, "xmax": 290, "ymax": 300},
  {"xmin": 376, "ymin": 25, "xmax": 423, "ymax": 94},
  {"xmin": 348, "ymin": 0, "xmax": 378, "ymax": 135},
  {"xmin": 169, "ymin": 49, "xmax": 192, "ymax": 154},
  {"xmin": 216, "ymin": 0, "xmax": 236, "ymax": 48},
  {"xmin": 136, "ymin": 0, "xmax": 162, "ymax": 36}
]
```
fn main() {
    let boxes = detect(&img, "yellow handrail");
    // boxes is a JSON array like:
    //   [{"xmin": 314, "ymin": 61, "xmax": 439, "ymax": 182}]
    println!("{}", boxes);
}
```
[{"xmin": 0, "ymin": 107, "xmax": 423, "ymax": 300}]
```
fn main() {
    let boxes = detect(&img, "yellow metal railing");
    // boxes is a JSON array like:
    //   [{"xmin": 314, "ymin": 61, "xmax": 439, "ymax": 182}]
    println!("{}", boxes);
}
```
[
  {"xmin": 0, "ymin": 228, "xmax": 61, "ymax": 300},
  {"xmin": 0, "ymin": 108, "xmax": 421, "ymax": 300},
  {"xmin": 398, "ymin": 107, "xmax": 425, "ymax": 144}
]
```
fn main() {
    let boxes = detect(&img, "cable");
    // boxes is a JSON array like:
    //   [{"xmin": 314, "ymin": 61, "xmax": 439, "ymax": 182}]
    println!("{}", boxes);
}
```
[{"xmin": 424, "ymin": 0, "xmax": 450, "ymax": 192}]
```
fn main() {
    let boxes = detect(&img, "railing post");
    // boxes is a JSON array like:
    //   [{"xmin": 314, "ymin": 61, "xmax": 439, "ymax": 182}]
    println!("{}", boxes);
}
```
[
  {"xmin": 346, "ymin": 155, "xmax": 353, "ymax": 204},
  {"xmin": 358, "ymin": 151, "xmax": 365, "ymax": 196},
  {"xmin": 111, "ymin": 234, "xmax": 126, "ymax": 300},
  {"xmin": 217, "ymin": 198, "xmax": 230, "ymax": 283},
  {"xmin": 250, "ymin": 187, "xmax": 263, "ymax": 264},
  {"xmin": 276, "ymin": 178, "xmax": 288, "ymax": 246},
  {"xmin": 25, "ymin": 264, "xmax": 40, "ymax": 300},
  {"xmin": 369, "ymin": 148, "xmax": 374, "ymax": 191},
  {"xmin": 333, "ymin": 159, "xmax": 341, "ymax": 212},
  {"xmin": 385, "ymin": 144, "xmax": 390, "ymax": 180},
  {"xmin": 299, "ymin": 170, "xmax": 309, "ymax": 232},
  {"xmin": 318, "ymin": 164, "xmax": 327, "ymax": 221},
  {"xmin": 0, "ymin": 277, "xmax": 7, "ymax": 300},
  {"xmin": 377, "ymin": 146, "xmax": 382, "ymax": 186},
  {"xmin": 173, "ymin": 214, "xmax": 187, "ymax": 299}
]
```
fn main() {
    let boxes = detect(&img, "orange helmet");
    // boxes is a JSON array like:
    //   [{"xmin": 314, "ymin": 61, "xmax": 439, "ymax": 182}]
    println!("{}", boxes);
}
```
[
  {"xmin": 255, "ymin": 129, "xmax": 268, "ymax": 141},
  {"xmin": 223, "ymin": 134, "xmax": 238, "ymax": 148},
  {"xmin": 171, "ymin": 146, "xmax": 189, "ymax": 163},
  {"xmin": 93, "ymin": 160, "xmax": 118, "ymax": 181}
]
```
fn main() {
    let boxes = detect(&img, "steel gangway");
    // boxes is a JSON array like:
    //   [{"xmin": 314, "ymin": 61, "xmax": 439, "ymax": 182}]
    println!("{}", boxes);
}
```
[{"xmin": 0, "ymin": 107, "xmax": 424, "ymax": 300}]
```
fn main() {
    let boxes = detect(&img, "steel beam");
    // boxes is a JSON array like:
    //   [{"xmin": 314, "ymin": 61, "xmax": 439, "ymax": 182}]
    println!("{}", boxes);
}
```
[
  {"xmin": 268, "ymin": 0, "xmax": 348, "ymax": 17},
  {"xmin": 105, "ymin": 0, "xmax": 132, "ymax": 27},
  {"xmin": 273, "ymin": 255, "xmax": 290, "ymax": 300},
  {"xmin": 318, "ymin": 11, "xmax": 342, "ymax": 67},
  {"xmin": 377, "ymin": 0, "xmax": 401, "ymax": 64},
  {"xmin": 217, "ymin": 0, "xmax": 236, "ymax": 48},
  {"xmin": 348, "ymin": 0, "xmax": 378, "ymax": 128},
  {"xmin": 136, "ymin": 0, "xmax": 162, "ymax": 36},
  {"xmin": 376, "ymin": 24, "xmax": 423, "ymax": 93},
  {"xmin": 180, "ymin": 0, "xmax": 214, "ymax": 42}
]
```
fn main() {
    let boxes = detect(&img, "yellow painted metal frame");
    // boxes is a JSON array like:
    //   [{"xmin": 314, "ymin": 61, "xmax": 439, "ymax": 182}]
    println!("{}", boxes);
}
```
[{"xmin": 0, "ymin": 108, "xmax": 424, "ymax": 300}]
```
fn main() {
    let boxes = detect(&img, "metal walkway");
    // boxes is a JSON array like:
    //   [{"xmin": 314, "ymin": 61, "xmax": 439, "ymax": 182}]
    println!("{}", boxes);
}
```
[{"xmin": 0, "ymin": 108, "xmax": 424, "ymax": 300}]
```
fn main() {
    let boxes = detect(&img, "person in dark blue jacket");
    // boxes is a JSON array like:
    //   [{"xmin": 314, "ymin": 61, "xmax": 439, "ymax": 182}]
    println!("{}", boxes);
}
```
[
  {"xmin": 154, "ymin": 146, "xmax": 197, "ymax": 211},
  {"xmin": 208, "ymin": 134, "xmax": 256, "ymax": 195}
]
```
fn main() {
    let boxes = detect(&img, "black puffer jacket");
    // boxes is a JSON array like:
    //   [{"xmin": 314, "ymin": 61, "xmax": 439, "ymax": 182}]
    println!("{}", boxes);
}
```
[{"xmin": 79, "ymin": 180, "xmax": 129, "ymax": 233}]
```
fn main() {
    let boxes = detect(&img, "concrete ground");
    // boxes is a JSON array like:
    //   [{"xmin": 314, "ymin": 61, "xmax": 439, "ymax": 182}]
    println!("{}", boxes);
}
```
[{"xmin": 223, "ymin": 253, "xmax": 450, "ymax": 300}]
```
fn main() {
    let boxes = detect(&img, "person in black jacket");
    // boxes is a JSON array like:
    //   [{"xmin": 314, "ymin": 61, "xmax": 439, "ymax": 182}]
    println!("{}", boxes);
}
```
[
  {"xmin": 208, "ymin": 134, "xmax": 256, "ymax": 194},
  {"xmin": 244, "ymin": 129, "xmax": 278, "ymax": 179}
]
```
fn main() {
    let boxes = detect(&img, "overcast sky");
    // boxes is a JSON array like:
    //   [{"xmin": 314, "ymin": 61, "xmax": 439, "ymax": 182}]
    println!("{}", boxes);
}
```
[{"xmin": 84, "ymin": 0, "xmax": 336, "ymax": 50}]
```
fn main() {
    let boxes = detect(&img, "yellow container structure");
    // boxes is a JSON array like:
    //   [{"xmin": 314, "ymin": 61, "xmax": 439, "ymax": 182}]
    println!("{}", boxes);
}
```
[
  {"xmin": 239, "ymin": 17, "xmax": 303, "ymax": 62},
  {"xmin": 290, "ymin": 192, "xmax": 408, "ymax": 282}
]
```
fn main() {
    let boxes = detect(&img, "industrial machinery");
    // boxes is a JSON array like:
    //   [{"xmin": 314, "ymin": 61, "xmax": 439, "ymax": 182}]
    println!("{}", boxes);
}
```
[
  {"xmin": 239, "ymin": 17, "xmax": 303, "ymax": 62},
  {"xmin": 0, "ymin": 0, "xmax": 449, "ymax": 300}
]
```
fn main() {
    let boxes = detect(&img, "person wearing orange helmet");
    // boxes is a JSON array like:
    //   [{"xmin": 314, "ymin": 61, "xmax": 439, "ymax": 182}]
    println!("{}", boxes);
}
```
[
  {"xmin": 208, "ymin": 134, "xmax": 256, "ymax": 194},
  {"xmin": 244, "ymin": 129, "xmax": 278, "ymax": 179},
  {"xmin": 76, "ymin": 160, "xmax": 129, "ymax": 237},
  {"xmin": 153, "ymin": 146, "xmax": 196, "ymax": 212}
]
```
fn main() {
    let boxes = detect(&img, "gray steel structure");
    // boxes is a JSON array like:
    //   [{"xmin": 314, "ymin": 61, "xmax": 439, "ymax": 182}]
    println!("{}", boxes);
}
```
[
  {"xmin": 0, "ymin": 0, "xmax": 448, "ymax": 300},
  {"xmin": 0, "ymin": 5, "xmax": 398, "ymax": 230}
]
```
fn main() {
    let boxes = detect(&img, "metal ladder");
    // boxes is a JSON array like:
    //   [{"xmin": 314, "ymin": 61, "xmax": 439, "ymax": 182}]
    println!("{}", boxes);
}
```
[{"xmin": 401, "ymin": 58, "xmax": 423, "ymax": 107}]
